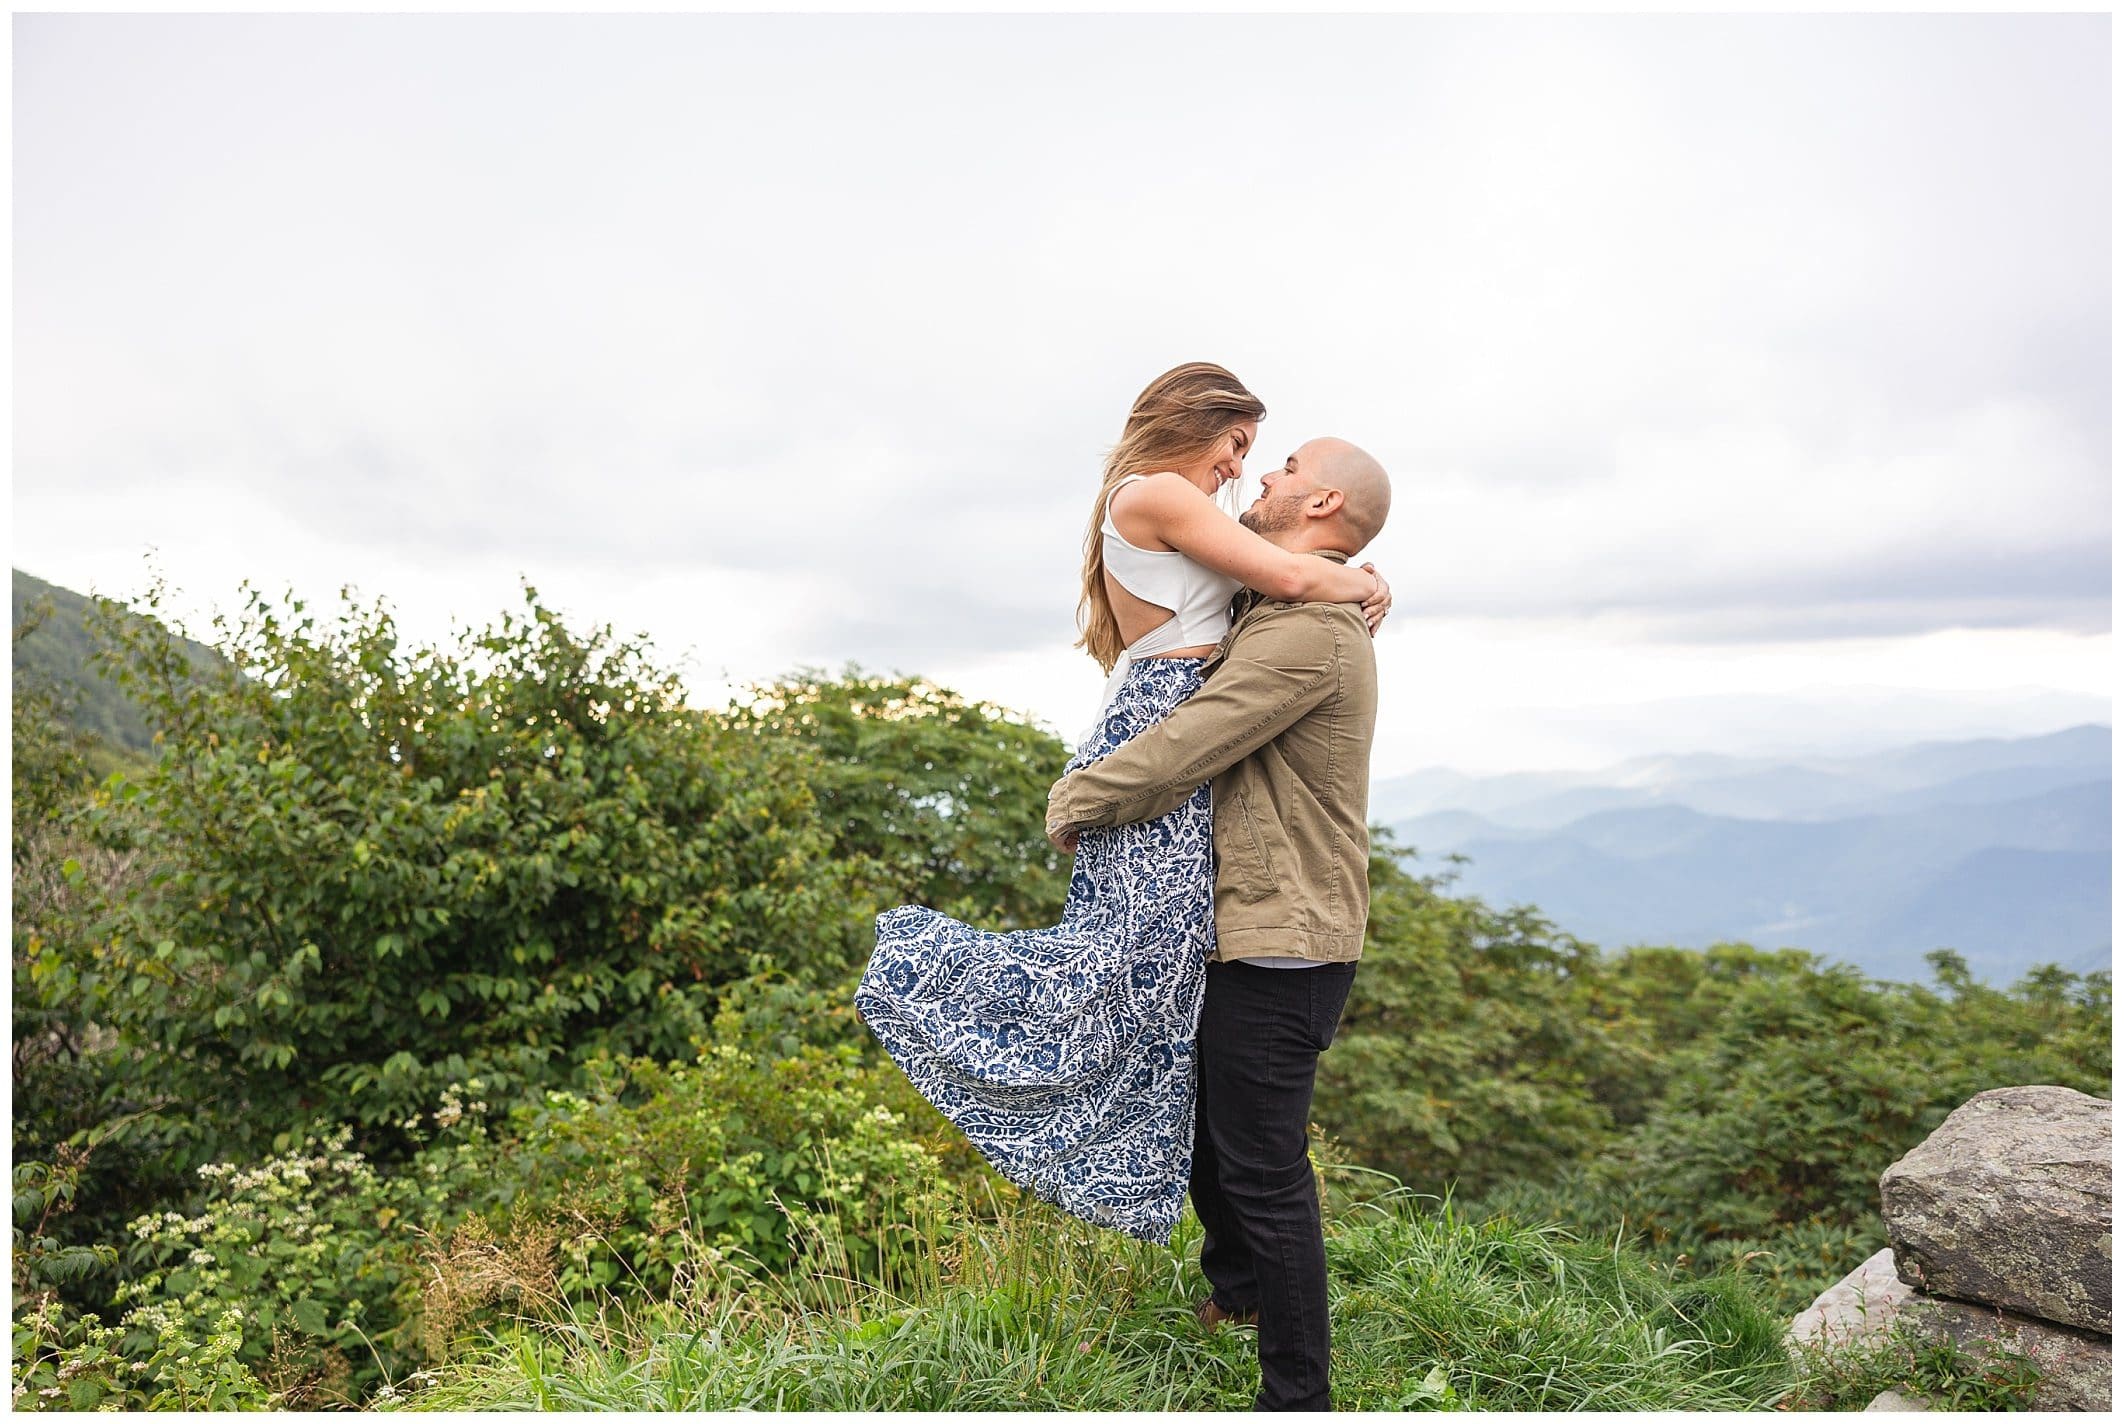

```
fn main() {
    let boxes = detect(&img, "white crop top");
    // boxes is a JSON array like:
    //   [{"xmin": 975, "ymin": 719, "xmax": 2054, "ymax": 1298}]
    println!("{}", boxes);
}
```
[
  {"xmin": 1101, "ymin": 474, "xmax": 1244, "ymax": 656},
  {"xmin": 1079, "ymin": 474, "xmax": 1245, "ymax": 744}
]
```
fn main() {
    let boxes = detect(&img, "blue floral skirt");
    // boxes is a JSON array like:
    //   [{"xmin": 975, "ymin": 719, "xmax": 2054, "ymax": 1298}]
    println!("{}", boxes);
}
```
[{"xmin": 854, "ymin": 657, "xmax": 1214, "ymax": 1243}]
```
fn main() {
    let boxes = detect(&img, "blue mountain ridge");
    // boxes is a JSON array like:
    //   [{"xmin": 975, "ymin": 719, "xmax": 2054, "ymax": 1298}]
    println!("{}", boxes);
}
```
[{"xmin": 1379, "ymin": 729, "xmax": 2111, "ymax": 984}]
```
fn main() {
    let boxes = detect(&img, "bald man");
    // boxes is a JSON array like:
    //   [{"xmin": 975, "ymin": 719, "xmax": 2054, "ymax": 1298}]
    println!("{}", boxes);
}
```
[{"xmin": 1048, "ymin": 436, "xmax": 1391, "ymax": 1412}]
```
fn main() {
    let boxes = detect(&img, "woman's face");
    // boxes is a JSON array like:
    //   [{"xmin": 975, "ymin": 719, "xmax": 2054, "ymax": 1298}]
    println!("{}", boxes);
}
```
[{"xmin": 1179, "ymin": 419, "xmax": 1259, "ymax": 496}]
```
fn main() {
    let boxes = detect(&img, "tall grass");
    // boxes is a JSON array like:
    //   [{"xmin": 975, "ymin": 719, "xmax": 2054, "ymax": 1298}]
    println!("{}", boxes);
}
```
[{"xmin": 388, "ymin": 1176, "xmax": 1797, "ymax": 1412}]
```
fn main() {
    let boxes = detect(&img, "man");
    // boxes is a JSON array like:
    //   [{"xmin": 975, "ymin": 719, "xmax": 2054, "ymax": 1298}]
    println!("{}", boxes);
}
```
[{"xmin": 1046, "ymin": 436, "xmax": 1390, "ymax": 1412}]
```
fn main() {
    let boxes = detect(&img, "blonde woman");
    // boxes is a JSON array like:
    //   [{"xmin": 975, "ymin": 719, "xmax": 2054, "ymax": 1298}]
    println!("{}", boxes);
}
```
[{"xmin": 855, "ymin": 363, "xmax": 1389, "ymax": 1242}]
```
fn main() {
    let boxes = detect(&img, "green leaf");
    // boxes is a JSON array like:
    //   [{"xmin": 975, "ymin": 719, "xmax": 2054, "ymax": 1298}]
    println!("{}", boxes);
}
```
[{"xmin": 291, "ymin": 1297, "xmax": 332, "ymax": 1337}]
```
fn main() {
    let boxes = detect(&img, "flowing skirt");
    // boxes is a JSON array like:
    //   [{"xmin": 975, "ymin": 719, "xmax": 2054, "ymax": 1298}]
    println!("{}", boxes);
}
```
[{"xmin": 853, "ymin": 656, "xmax": 1215, "ymax": 1243}]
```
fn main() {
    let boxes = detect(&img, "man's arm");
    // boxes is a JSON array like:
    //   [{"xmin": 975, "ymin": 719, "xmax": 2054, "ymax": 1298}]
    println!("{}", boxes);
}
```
[{"xmin": 1046, "ymin": 603, "xmax": 1350, "ymax": 839}]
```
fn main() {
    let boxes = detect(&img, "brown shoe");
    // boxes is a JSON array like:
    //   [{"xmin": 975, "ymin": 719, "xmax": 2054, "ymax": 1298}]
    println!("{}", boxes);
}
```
[{"xmin": 1194, "ymin": 1297, "xmax": 1259, "ymax": 1330}]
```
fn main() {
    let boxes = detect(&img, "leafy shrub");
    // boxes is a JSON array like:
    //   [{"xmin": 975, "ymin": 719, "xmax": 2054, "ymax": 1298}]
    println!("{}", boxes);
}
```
[
  {"xmin": 1475, "ymin": 947, "xmax": 2110, "ymax": 1316},
  {"xmin": 71, "ymin": 576, "xmax": 867, "ymax": 1163},
  {"xmin": 1611, "ymin": 950, "xmax": 2108, "ymax": 1246},
  {"xmin": 722, "ymin": 668, "xmax": 1071, "ymax": 930},
  {"xmin": 1314, "ymin": 847, "xmax": 1635, "ymax": 1197},
  {"xmin": 493, "ymin": 1022, "xmax": 958, "ymax": 1305},
  {"xmin": 13, "ymin": 602, "xmax": 185, "ymax": 1249},
  {"xmin": 103, "ymin": 1092, "xmax": 505, "ymax": 1404},
  {"xmin": 13, "ymin": 1298, "xmax": 277, "ymax": 1412}
]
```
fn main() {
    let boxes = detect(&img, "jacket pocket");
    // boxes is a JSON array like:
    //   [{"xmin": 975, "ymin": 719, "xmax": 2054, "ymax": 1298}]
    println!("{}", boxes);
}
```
[{"xmin": 1230, "ymin": 785, "xmax": 1278, "ymax": 903}]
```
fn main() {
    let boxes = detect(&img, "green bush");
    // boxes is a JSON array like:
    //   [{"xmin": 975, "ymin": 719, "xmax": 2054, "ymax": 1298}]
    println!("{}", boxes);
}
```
[
  {"xmin": 15, "ymin": 1088, "xmax": 501, "ymax": 1409},
  {"xmin": 1476, "ymin": 947, "xmax": 2111, "ymax": 1316},
  {"xmin": 103, "ymin": 1094, "xmax": 503, "ymax": 1403},
  {"xmin": 721, "ymin": 668, "xmax": 1071, "ymax": 930},
  {"xmin": 1314, "ymin": 846, "xmax": 1635, "ymax": 1198},
  {"xmin": 71, "ymin": 576, "xmax": 866, "ymax": 1164},
  {"xmin": 1611, "ymin": 950, "xmax": 2108, "ymax": 1246},
  {"xmin": 492, "ymin": 1022, "xmax": 957, "ymax": 1304}
]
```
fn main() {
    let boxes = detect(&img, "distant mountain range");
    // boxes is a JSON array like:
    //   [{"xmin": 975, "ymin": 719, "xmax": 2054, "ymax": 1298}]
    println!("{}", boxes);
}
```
[{"xmin": 1378, "ymin": 726, "xmax": 2111, "ymax": 984}]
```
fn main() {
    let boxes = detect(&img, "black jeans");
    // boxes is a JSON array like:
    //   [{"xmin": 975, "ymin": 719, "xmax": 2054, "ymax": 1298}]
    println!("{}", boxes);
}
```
[{"xmin": 1191, "ymin": 958, "xmax": 1357, "ymax": 1411}]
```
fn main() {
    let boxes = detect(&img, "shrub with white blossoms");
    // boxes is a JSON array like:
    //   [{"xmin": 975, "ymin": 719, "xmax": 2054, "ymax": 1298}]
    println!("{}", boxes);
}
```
[{"xmin": 103, "ymin": 1087, "xmax": 502, "ymax": 1405}]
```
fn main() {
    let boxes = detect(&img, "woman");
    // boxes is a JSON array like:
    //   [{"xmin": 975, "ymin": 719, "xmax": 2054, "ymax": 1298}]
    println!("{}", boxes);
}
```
[{"xmin": 855, "ymin": 362, "xmax": 1389, "ymax": 1242}]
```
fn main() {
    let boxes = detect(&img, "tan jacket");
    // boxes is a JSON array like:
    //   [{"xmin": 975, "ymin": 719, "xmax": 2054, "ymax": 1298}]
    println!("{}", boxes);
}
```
[{"xmin": 1046, "ymin": 551, "xmax": 1379, "ymax": 963}]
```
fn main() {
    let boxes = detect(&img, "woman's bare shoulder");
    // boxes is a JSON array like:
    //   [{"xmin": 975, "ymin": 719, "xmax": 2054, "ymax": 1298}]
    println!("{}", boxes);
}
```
[{"xmin": 1108, "ymin": 470, "xmax": 1206, "ymax": 518}]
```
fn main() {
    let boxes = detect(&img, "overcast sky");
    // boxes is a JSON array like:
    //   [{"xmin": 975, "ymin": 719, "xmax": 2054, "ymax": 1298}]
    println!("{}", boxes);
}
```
[{"xmin": 13, "ymin": 12, "xmax": 2111, "ymax": 774}]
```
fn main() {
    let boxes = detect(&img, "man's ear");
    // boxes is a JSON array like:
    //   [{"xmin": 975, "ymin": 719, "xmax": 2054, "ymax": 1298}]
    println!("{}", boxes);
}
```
[{"xmin": 1307, "ymin": 488, "xmax": 1346, "ymax": 519}]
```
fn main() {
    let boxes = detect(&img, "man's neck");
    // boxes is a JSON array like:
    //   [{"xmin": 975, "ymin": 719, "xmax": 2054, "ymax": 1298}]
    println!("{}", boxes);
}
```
[{"xmin": 1263, "ymin": 535, "xmax": 1353, "ymax": 563}]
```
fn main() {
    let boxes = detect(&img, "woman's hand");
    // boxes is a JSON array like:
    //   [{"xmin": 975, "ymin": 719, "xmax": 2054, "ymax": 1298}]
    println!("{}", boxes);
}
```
[{"xmin": 1360, "ymin": 564, "xmax": 1392, "ymax": 634}]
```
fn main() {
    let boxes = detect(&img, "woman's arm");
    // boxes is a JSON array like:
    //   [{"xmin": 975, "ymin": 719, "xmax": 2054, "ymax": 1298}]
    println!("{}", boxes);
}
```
[{"xmin": 1110, "ymin": 472, "xmax": 1384, "ymax": 609}]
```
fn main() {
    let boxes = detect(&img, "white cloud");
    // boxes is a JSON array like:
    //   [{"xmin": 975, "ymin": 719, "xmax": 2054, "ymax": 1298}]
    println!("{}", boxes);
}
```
[{"xmin": 11, "ymin": 13, "xmax": 2109, "ymax": 775}]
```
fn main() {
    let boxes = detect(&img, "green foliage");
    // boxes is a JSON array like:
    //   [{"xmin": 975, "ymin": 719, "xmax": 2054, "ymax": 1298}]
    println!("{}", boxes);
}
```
[
  {"xmin": 492, "ymin": 1023, "xmax": 955, "ymax": 1303},
  {"xmin": 11, "ymin": 565, "xmax": 2112, "ymax": 1413},
  {"xmin": 1474, "ymin": 946, "xmax": 2110, "ymax": 1316},
  {"xmin": 12, "ymin": 601, "xmax": 101, "ymax": 851},
  {"xmin": 12, "ymin": 598, "xmax": 178, "ymax": 1260},
  {"xmin": 1787, "ymin": 1327, "xmax": 2043, "ymax": 1411},
  {"xmin": 721, "ymin": 668, "xmax": 1070, "ymax": 929},
  {"xmin": 71, "ymin": 575, "xmax": 864, "ymax": 1161},
  {"xmin": 13, "ymin": 1298, "xmax": 278, "ymax": 1412},
  {"xmin": 1313, "ymin": 844, "xmax": 1632, "ymax": 1198},
  {"xmin": 11, "ymin": 1110, "xmax": 492, "ymax": 1411},
  {"xmin": 103, "ymin": 1102, "xmax": 502, "ymax": 1404},
  {"xmin": 1609, "ymin": 949, "xmax": 2107, "ymax": 1241},
  {"xmin": 13, "ymin": 1152, "xmax": 119, "ymax": 1302}
]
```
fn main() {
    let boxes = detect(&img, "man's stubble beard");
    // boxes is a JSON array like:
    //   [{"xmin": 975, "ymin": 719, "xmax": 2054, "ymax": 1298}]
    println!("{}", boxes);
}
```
[{"xmin": 1239, "ymin": 495, "xmax": 1306, "ymax": 536}]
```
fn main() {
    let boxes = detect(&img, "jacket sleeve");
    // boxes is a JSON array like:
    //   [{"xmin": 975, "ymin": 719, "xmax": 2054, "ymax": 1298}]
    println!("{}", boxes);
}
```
[{"xmin": 1047, "ymin": 604, "xmax": 1343, "ymax": 833}]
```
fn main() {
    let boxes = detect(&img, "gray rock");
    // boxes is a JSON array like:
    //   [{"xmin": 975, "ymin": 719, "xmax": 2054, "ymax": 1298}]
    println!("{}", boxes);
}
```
[
  {"xmin": 1865, "ymin": 1388, "xmax": 1930, "ymax": 1410},
  {"xmin": 1879, "ymin": 1084, "xmax": 2112, "ymax": 1334},
  {"xmin": 1904, "ymin": 1294, "xmax": 2112, "ymax": 1412},
  {"xmin": 1791, "ymin": 1247, "xmax": 1915, "ymax": 1350}
]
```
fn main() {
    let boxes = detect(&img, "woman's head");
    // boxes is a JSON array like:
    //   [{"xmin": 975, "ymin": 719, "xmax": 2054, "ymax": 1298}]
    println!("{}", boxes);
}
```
[
  {"xmin": 1076, "ymin": 362, "xmax": 1268, "ymax": 672},
  {"xmin": 1103, "ymin": 362, "xmax": 1266, "ymax": 496}
]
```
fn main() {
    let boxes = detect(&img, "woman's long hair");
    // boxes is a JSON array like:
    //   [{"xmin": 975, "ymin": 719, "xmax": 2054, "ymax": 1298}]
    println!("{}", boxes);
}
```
[{"xmin": 1075, "ymin": 362, "xmax": 1268, "ymax": 672}]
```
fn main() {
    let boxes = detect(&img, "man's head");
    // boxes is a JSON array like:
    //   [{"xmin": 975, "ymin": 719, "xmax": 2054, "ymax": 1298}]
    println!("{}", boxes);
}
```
[{"xmin": 1238, "ymin": 438, "xmax": 1391, "ymax": 555}]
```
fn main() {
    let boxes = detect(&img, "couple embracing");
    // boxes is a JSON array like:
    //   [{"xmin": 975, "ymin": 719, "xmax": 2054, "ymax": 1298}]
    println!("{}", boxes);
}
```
[{"xmin": 855, "ymin": 362, "xmax": 1392, "ymax": 1411}]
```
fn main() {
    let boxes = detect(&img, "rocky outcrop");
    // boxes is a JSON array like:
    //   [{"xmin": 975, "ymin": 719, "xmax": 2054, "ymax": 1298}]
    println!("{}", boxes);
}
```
[
  {"xmin": 1792, "ymin": 1085, "xmax": 2113, "ymax": 1412},
  {"xmin": 1902, "ymin": 1294, "xmax": 2112, "ymax": 1412},
  {"xmin": 1880, "ymin": 1085, "xmax": 2111, "ymax": 1334},
  {"xmin": 1790, "ymin": 1248, "xmax": 1913, "ymax": 1351}
]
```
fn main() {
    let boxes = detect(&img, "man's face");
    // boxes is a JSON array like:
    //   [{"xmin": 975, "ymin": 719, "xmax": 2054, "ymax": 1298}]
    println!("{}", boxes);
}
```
[{"xmin": 1239, "ymin": 445, "xmax": 1324, "ymax": 535}]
